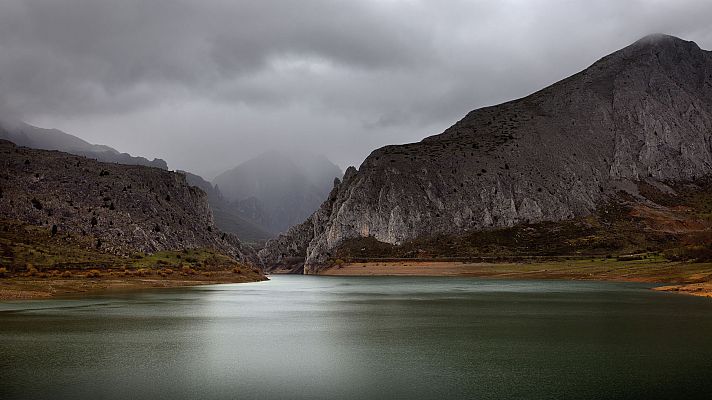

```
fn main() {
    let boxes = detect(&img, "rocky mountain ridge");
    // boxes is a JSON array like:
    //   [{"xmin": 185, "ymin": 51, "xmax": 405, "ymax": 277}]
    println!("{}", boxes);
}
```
[
  {"xmin": 259, "ymin": 34, "xmax": 712, "ymax": 272},
  {"xmin": 0, "ymin": 140, "xmax": 253, "ymax": 262},
  {"xmin": 0, "ymin": 120, "xmax": 168, "ymax": 169}
]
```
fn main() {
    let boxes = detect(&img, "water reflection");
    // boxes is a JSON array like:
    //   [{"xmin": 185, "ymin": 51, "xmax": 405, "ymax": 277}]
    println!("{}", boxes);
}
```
[{"xmin": 1, "ymin": 276, "xmax": 712, "ymax": 399}]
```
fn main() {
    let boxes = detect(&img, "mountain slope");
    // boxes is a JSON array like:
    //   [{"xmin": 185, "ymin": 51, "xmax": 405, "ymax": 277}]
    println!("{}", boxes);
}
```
[
  {"xmin": 259, "ymin": 34, "xmax": 712, "ymax": 272},
  {"xmin": 180, "ymin": 170, "xmax": 273, "ymax": 242},
  {"xmin": 213, "ymin": 151, "xmax": 342, "ymax": 233},
  {"xmin": 0, "ymin": 120, "xmax": 168, "ymax": 169},
  {"xmin": 0, "ymin": 140, "xmax": 253, "ymax": 262}
]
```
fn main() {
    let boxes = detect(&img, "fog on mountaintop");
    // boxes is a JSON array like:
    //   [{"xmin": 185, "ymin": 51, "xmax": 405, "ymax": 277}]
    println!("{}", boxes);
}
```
[{"xmin": 0, "ymin": 0, "xmax": 711, "ymax": 176}]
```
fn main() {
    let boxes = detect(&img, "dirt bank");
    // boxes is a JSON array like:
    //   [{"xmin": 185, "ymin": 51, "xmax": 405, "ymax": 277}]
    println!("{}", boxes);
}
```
[
  {"xmin": 320, "ymin": 258, "xmax": 712, "ymax": 298},
  {"xmin": 0, "ymin": 270, "xmax": 267, "ymax": 300}
]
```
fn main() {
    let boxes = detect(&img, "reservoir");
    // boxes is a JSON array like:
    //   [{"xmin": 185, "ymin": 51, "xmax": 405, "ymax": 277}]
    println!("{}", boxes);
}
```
[{"xmin": 1, "ymin": 276, "xmax": 712, "ymax": 399}]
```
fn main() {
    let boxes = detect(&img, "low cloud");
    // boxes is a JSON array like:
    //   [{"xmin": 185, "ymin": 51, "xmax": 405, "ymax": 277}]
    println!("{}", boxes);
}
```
[{"xmin": 2, "ymin": 0, "xmax": 711, "ymax": 176}]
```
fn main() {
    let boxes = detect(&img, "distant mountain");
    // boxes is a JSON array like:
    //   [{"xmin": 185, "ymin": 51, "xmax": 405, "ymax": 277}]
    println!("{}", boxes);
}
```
[
  {"xmin": 213, "ymin": 151, "xmax": 342, "ymax": 233},
  {"xmin": 0, "ymin": 120, "xmax": 168, "ymax": 169},
  {"xmin": 180, "ymin": 171, "xmax": 273, "ymax": 243},
  {"xmin": 259, "ymin": 34, "xmax": 712, "ymax": 272}
]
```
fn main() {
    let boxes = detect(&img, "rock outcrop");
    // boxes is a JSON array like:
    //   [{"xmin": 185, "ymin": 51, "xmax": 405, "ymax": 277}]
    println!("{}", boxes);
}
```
[
  {"xmin": 259, "ymin": 34, "xmax": 712, "ymax": 272},
  {"xmin": 0, "ymin": 140, "xmax": 253, "ymax": 262}
]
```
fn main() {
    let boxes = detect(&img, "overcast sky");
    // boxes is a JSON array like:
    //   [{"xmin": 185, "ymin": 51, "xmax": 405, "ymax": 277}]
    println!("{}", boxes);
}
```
[{"xmin": 1, "ymin": 0, "xmax": 711, "ymax": 178}]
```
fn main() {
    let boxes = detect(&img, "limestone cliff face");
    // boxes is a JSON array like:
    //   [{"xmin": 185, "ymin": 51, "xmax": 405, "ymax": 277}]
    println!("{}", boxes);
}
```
[
  {"xmin": 0, "ymin": 140, "xmax": 253, "ymax": 262},
  {"xmin": 259, "ymin": 35, "xmax": 712, "ymax": 272}
]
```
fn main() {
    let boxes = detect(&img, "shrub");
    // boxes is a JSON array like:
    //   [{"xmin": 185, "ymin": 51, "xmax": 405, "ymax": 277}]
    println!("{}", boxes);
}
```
[
  {"xmin": 86, "ymin": 269, "xmax": 102, "ymax": 278},
  {"xmin": 664, "ymin": 245, "xmax": 712, "ymax": 262},
  {"xmin": 136, "ymin": 268, "xmax": 151, "ymax": 277},
  {"xmin": 158, "ymin": 268, "xmax": 173, "ymax": 277},
  {"xmin": 617, "ymin": 254, "xmax": 643, "ymax": 261},
  {"xmin": 31, "ymin": 198, "xmax": 43, "ymax": 210},
  {"xmin": 61, "ymin": 271, "xmax": 72, "ymax": 278},
  {"xmin": 181, "ymin": 265, "xmax": 195, "ymax": 275},
  {"xmin": 25, "ymin": 264, "xmax": 38, "ymax": 277}
]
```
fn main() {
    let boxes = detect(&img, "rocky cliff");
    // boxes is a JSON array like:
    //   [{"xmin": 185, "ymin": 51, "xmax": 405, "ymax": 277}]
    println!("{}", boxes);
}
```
[
  {"xmin": 0, "ymin": 140, "xmax": 253, "ymax": 262},
  {"xmin": 259, "ymin": 34, "xmax": 712, "ymax": 272}
]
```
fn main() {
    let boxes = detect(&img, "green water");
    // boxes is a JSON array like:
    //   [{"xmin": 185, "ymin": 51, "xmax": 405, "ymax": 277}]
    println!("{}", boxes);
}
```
[{"xmin": 1, "ymin": 276, "xmax": 712, "ymax": 399}]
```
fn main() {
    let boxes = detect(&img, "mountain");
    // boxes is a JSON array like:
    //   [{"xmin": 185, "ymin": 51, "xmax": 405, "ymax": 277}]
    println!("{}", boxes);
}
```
[
  {"xmin": 180, "ymin": 170, "xmax": 273, "ymax": 243},
  {"xmin": 0, "ymin": 140, "xmax": 253, "ymax": 262},
  {"xmin": 259, "ymin": 34, "xmax": 712, "ymax": 272},
  {"xmin": 0, "ymin": 120, "xmax": 168, "ymax": 169},
  {"xmin": 213, "ymin": 151, "xmax": 342, "ymax": 233}
]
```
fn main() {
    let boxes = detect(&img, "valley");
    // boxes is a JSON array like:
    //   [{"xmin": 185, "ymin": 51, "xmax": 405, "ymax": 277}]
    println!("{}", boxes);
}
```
[
  {"xmin": 5, "ymin": 4, "xmax": 712, "ymax": 399},
  {"xmin": 3, "ymin": 35, "xmax": 712, "ymax": 300}
]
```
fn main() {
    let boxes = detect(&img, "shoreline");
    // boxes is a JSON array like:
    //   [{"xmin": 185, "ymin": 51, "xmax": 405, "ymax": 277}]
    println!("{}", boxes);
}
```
[
  {"xmin": 0, "ymin": 272, "xmax": 267, "ymax": 301},
  {"xmin": 318, "ymin": 259, "xmax": 712, "ymax": 298},
  {"xmin": 5, "ymin": 259, "xmax": 712, "ymax": 300}
]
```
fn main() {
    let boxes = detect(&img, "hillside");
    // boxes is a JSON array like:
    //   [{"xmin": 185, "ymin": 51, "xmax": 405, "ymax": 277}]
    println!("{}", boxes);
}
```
[
  {"xmin": 0, "ymin": 140, "xmax": 253, "ymax": 262},
  {"xmin": 180, "ymin": 170, "xmax": 273, "ymax": 242},
  {"xmin": 259, "ymin": 34, "xmax": 712, "ymax": 272}
]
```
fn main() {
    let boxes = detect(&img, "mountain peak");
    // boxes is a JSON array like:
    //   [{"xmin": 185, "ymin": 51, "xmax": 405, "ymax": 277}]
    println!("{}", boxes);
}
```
[
  {"xmin": 630, "ymin": 33, "xmax": 700, "ymax": 52},
  {"xmin": 259, "ymin": 35, "xmax": 712, "ymax": 271},
  {"xmin": 635, "ymin": 33, "xmax": 681, "ymax": 45}
]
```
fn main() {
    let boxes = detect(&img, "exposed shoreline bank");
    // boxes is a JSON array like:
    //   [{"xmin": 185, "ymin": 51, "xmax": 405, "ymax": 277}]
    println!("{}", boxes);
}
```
[
  {"xmin": 5, "ymin": 259, "xmax": 712, "ymax": 300},
  {"xmin": 317, "ymin": 259, "xmax": 712, "ymax": 298},
  {"xmin": 0, "ymin": 271, "xmax": 267, "ymax": 300}
]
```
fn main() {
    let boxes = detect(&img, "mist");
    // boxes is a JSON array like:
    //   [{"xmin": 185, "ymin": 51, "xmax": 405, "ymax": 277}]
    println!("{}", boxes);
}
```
[{"xmin": 2, "ymin": 0, "xmax": 712, "ymax": 177}]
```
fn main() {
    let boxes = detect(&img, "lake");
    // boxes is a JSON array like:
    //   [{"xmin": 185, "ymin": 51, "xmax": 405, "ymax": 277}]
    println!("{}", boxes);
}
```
[{"xmin": 1, "ymin": 276, "xmax": 712, "ymax": 399}]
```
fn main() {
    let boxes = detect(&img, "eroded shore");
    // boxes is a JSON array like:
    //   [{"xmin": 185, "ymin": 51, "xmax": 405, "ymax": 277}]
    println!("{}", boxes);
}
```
[
  {"xmin": 319, "ymin": 258, "xmax": 712, "ymax": 298},
  {"xmin": 0, "ymin": 270, "xmax": 267, "ymax": 300}
]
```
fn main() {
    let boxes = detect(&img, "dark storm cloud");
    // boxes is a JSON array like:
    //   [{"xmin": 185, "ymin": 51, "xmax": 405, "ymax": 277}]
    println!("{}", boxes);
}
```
[
  {"xmin": 0, "ymin": 0, "xmax": 428, "ymax": 116},
  {"xmin": 1, "ymin": 0, "xmax": 711, "ymax": 176}
]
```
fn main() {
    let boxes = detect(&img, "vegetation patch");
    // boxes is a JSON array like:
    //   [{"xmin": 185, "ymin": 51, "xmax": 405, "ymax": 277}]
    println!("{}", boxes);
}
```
[{"xmin": 0, "ymin": 218, "xmax": 263, "ymax": 283}]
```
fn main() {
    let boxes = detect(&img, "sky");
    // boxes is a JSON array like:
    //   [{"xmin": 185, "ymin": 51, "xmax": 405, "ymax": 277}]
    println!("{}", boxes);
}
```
[{"xmin": 1, "ymin": 0, "xmax": 711, "ymax": 178}]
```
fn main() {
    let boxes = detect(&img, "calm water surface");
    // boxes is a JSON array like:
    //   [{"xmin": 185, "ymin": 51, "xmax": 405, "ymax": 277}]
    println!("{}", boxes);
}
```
[{"xmin": 1, "ymin": 276, "xmax": 712, "ymax": 399}]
